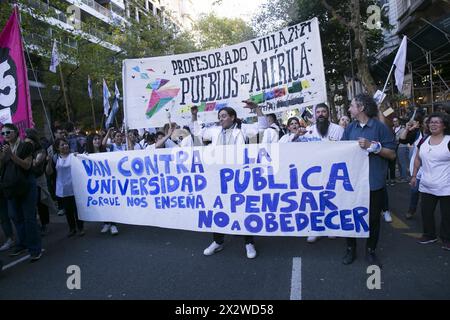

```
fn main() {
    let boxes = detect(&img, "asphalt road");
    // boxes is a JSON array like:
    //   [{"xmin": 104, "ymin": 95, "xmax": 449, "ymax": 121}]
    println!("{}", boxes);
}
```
[{"xmin": 0, "ymin": 182, "xmax": 449, "ymax": 300}]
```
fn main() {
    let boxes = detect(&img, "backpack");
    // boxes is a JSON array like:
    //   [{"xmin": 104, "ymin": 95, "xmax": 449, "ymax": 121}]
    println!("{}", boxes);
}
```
[{"xmin": 31, "ymin": 149, "xmax": 47, "ymax": 177}]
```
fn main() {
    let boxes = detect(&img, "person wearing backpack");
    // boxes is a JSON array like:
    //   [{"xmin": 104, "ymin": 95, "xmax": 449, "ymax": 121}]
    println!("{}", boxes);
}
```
[
  {"xmin": 25, "ymin": 129, "xmax": 57, "ymax": 236},
  {"xmin": 410, "ymin": 112, "xmax": 450, "ymax": 250},
  {"xmin": 399, "ymin": 114, "xmax": 429, "ymax": 220},
  {"xmin": 0, "ymin": 124, "xmax": 42, "ymax": 262}
]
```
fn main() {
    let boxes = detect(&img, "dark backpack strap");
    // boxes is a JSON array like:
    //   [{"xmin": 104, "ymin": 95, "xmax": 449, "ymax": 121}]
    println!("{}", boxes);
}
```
[{"xmin": 417, "ymin": 135, "xmax": 429, "ymax": 149}]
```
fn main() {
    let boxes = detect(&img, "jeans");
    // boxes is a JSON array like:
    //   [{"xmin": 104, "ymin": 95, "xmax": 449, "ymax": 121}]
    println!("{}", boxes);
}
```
[
  {"xmin": 7, "ymin": 176, "xmax": 41, "ymax": 255},
  {"xmin": 387, "ymin": 159, "xmax": 396, "ymax": 181},
  {"xmin": 37, "ymin": 188, "xmax": 50, "ymax": 226},
  {"xmin": 409, "ymin": 179, "xmax": 420, "ymax": 212},
  {"xmin": 382, "ymin": 187, "xmax": 389, "ymax": 212},
  {"xmin": 346, "ymin": 188, "xmax": 383, "ymax": 251},
  {"xmin": 0, "ymin": 196, "xmax": 13, "ymax": 239},
  {"xmin": 397, "ymin": 146, "xmax": 410, "ymax": 179},
  {"xmin": 420, "ymin": 193, "xmax": 450, "ymax": 242},
  {"xmin": 213, "ymin": 233, "xmax": 254, "ymax": 245}
]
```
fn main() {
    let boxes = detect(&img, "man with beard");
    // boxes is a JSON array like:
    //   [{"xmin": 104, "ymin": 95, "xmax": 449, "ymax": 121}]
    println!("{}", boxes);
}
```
[
  {"xmin": 300, "ymin": 103, "xmax": 344, "ymax": 141},
  {"xmin": 296, "ymin": 104, "xmax": 344, "ymax": 243}
]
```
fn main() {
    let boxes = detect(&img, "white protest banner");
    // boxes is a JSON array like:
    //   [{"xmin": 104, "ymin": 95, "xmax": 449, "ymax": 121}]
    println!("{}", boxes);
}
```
[
  {"xmin": 72, "ymin": 142, "xmax": 369, "ymax": 238},
  {"xmin": 123, "ymin": 17, "xmax": 327, "ymax": 128}
]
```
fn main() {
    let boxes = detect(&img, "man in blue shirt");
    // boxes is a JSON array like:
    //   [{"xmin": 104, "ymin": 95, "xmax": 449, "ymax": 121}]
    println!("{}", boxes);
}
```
[{"xmin": 342, "ymin": 94, "xmax": 396, "ymax": 267}]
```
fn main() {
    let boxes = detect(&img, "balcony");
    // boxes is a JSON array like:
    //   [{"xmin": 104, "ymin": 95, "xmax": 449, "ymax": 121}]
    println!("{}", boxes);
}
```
[{"xmin": 22, "ymin": 0, "xmax": 120, "ymax": 51}]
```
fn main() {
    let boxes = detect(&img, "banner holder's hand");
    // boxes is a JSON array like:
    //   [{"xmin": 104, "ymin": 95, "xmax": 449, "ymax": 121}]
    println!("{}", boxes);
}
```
[{"xmin": 242, "ymin": 100, "xmax": 263, "ymax": 116}]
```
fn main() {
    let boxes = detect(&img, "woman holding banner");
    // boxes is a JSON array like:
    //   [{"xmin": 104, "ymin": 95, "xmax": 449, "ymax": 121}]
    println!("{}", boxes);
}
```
[
  {"xmin": 190, "ymin": 101, "xmax": 268, "ymax": 259},
  {"xmin": 46, "ymin": 138, "xmax": 84, "ymax": 237}
]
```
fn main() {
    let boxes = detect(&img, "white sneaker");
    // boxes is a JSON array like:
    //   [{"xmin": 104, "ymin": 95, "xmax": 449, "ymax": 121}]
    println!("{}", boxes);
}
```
[
  {"xmin": 57, "ymin": 209, "xmax": 65, "ymax": 216},
  {"xmin": 383, "ymin": 210, "xmax": 393, "ymax": 223},
  {"xmin": 0, "ymin": 238, "xmax": 14, "ymax": 251},
  {"xmin": 101, "ymin": 223, "xmax": 111, "ymax": 233},
  {"xmin": 307, "ymin": 236, "xmax": 319, "ymax": 243},
  {"xmin": 110, "ymin": 225, "xmax": 119, "ymax": 235},
  {"xmin": 245, "ymin": 243, "xmax": 257, "ymax": 259},
  {"xmin": 203, "ymin": 241, "xmax": 224, "ymax": 256}
]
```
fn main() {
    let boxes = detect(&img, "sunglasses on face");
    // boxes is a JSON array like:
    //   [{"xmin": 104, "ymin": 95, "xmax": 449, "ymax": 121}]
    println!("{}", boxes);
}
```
[{"xmin": 1, "ymin": 131, "xmax": 13, "ymax": 136}]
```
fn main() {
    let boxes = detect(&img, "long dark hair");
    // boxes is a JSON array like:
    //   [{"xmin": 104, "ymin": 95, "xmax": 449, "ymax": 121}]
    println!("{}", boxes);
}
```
[
  {"xmin": 85, "ymin": 134, "xmax": 107, "ymax": 153},
  {"xmin": 53, "ymin": 138, "xmax": 68, "ymax": 153},
  {"xmin": 219, "ymin": 107, "xmax": 242, "ymax": 129}
]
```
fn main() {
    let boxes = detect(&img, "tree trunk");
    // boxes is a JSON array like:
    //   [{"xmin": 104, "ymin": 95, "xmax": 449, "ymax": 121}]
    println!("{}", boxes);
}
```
[{"xmin": 351, "ymin": 0, "xmax": 377, "ymax": 95}]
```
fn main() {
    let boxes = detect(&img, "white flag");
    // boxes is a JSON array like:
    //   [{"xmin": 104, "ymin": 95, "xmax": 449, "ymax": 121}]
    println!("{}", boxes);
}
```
[
  {"xmin": 103, "ymin": 79, "xmax": 111, "ymax": 116},
  {"xmin": 393, "ymin": 36, "xmax": 407, "ymax": 92},
  {"xmin": 49, "ymin": 40, "xmax": 60, "ymax": 73},
  {"xmin": 88, "ymin": 75, "xmax": 93, "ymax": 99}
]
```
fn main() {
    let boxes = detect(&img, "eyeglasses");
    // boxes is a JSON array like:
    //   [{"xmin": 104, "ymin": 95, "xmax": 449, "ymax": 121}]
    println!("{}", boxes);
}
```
[
  {"xmin": 1, "ymin": 131, "xmax": 13, "ymax": 136},
  {"xmin": 429, "ymin": 121, "xmax": 443, "ymax": 125}
]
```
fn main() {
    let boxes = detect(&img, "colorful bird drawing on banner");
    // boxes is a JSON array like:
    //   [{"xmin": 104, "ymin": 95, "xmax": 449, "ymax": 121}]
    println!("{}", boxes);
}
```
[{"xmin": 145, "ymin": 78, "xmax": 180, "ymax": 118}]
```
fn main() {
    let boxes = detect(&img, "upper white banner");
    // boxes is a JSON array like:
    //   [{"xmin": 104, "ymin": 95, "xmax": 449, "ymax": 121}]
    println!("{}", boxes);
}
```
[{"xmin": 122, "ymin": 17, "xmax": 327, "ymax": 128}]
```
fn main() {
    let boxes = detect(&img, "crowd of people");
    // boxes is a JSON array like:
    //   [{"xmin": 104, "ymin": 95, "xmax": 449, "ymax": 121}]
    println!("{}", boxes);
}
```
[{"xmin": 0, "ymin": 94, "xmax": 449, "ymax": 273}]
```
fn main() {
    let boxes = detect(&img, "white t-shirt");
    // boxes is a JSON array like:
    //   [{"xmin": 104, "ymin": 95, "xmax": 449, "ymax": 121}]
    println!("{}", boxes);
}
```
[
  {"xmin": 418, "ymin": 135, "xmax": 450, "ymax": 196},
  {"xmin": 55, "ymin": 153, "xmax": 75, "ymax": 197},
  {"xmin": 302, "ymin": 123, "xmax": 344, "ymax": 141},
  {"xmin": 262, "ymin": 124, "xmax": 280, "ymax": 143}
]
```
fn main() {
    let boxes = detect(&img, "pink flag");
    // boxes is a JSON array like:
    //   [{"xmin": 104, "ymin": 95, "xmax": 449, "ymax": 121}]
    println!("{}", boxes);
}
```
[{"xmin": 0, "ymin": 6, "xmax": 33, "ymax": 136}]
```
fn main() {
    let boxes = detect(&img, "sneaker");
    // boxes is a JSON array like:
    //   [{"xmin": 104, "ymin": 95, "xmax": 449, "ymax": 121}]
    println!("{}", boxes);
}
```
[
  {"xmin": 9, "ymin": 247, "xmax": 27, "ymax": 257},
  {"xmin": 382, "ymin": 210, "xmax": 393, "ymax": 223},
  {"xmin": 30, "ymin": 250, "xmax": 42, "ymax": 262},
  {"xmin": 442, "ymin": 242, "xmax": 450, "ymax": 251},
  {"xmin": 110, "ymin": 225, "xmax": 119, "ymax": 235},
  {"xmin": 0, "ymin": 238, "xmax": 14, "ymax": 252},
  {"xmin": 57, "ymin": 209, "xmax": 65, "ymax": 216},
  {"xmin": 306, "ymin": 236, "xmax": 319, "ymax": 243},
  {"xmin": 342, "ymin": 247, "xmax": 356, "ymax": 265},
  {"xmin": 203, "ymin": 241, "xmax": 224, "ymax": 256},
  {"xmin": 245, "ymin": 243, "xmax": 257, "ymax": 259},
  {"xmin": 101, "ymin": 223, "xmax": 111, "ymax": 233},
  {"xmin": 78, "ymin": 229, "xmax": 85, "ymax": 237},
  {"xmin": 417, "ymin": 236, "xmax": 438, "ymax": 244},
  {"xmin": 366, "ymin": 249, "xmax": 382, "ymax": 268}
]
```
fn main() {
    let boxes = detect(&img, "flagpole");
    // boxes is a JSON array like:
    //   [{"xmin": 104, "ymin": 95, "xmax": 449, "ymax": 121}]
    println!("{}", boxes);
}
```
[
  {"xmin": 382, "ymin": 64, "xmax": 395, "ymax": 93},
  {"xmin": 90, "ymin": 98, "xmax": 97, "ymax": 130},
  {"xmin": 18, "ymin": 6, "xmax": 53, "ymax": 139},
  {"xmin": 58, "ymin": 64, "xmax": 71, "ymax": 122}
]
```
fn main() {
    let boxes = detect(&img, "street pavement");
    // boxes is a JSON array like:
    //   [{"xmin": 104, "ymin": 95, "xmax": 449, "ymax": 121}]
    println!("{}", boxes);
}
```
[{"xmin": 0, "ymin": 182, "xmax": 449, "ymax": 300}]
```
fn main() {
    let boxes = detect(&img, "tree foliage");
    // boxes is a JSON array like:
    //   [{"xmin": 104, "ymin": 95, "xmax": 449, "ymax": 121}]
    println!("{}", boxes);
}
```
[
  {"xmin": 252, "ymin": 0, "xmax": 389, "ymax": 97},
  {"xmin": 0, "ymin": 0, "xmax": 198, "ymax": 130},
  {"xmin": 193, "ymin": 13, "xmax": 255, "ymax": 51}
]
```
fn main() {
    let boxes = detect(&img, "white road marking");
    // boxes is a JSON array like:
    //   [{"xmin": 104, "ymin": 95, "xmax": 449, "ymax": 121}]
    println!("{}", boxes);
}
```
[
  {"xmin": 290, "ymin": 257, "xmax": 302, "ymax": 300},
  {"xmin": 2, "ymin": 255, "xmax": 30, "ymax": 271}
]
